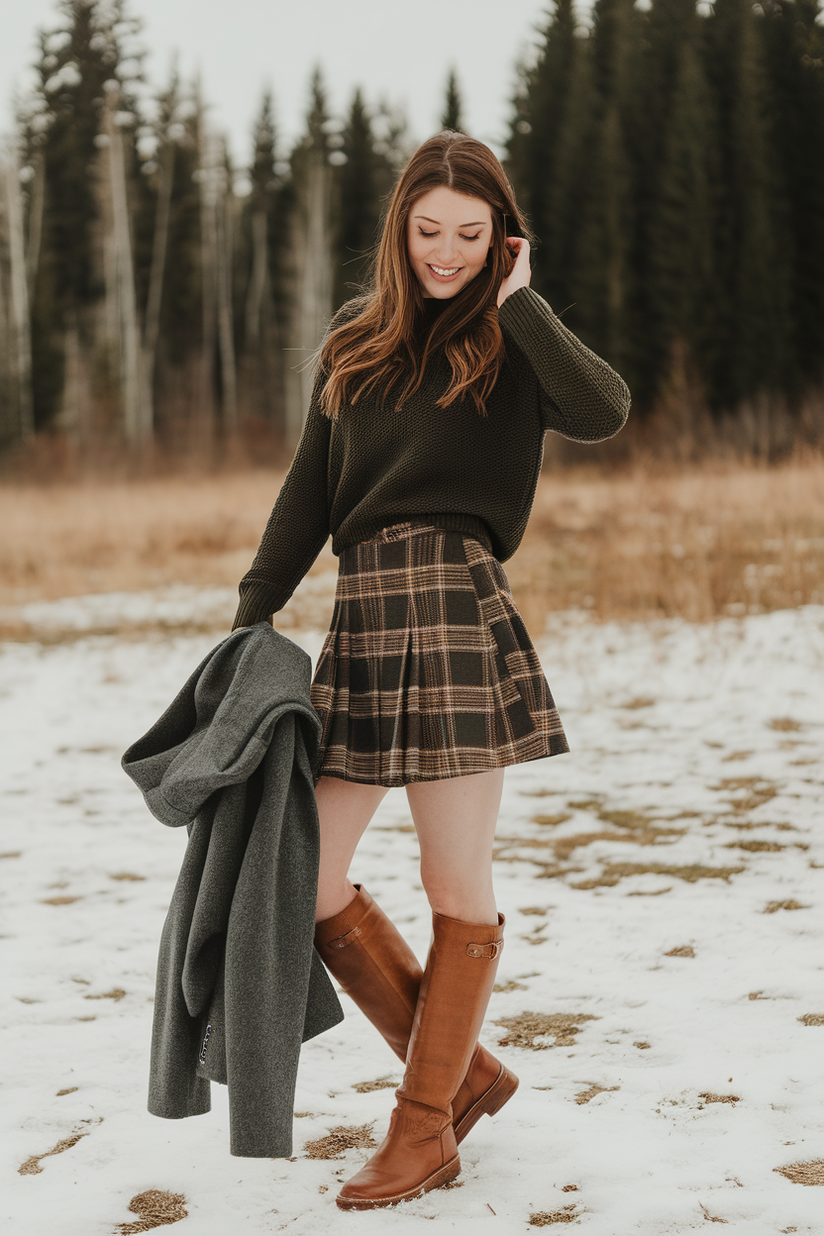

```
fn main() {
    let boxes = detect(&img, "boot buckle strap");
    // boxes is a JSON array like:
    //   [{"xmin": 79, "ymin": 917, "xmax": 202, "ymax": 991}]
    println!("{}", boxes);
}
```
[
  {"xmin": 329, "ymin": 926, "xmax": 362, "ymax": 949},
  {"xmin": 466, "ymin": 940, "xmax": 503, "ymax": 959}
]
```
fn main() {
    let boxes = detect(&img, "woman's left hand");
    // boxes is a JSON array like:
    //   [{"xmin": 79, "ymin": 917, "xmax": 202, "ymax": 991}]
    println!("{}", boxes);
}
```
[{"xmin": 496, "ymin": 237, "xmax": 531, "ymax": 308}]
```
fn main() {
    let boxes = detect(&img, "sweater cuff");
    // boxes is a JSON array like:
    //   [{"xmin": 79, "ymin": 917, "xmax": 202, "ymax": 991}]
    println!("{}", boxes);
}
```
[
  {"xmin": 497, "ymin": 285, "xmax": 560, "ymax": 354},
  {"xmin": 232, "ymin": 582, "xmax": 282, "ymax": 631}
]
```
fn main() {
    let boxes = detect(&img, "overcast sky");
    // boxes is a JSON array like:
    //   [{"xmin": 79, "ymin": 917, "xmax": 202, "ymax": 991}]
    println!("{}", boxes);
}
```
[{"xmin": 0, "ymin": 0, "xmax": 581, "ymax": 163}]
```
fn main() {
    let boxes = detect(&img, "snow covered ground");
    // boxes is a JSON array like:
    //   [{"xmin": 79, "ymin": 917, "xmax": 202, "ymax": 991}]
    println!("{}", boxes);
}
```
[{"xmin": 1, "ymin": 591, "xmax": 822, "ymax": 1235}]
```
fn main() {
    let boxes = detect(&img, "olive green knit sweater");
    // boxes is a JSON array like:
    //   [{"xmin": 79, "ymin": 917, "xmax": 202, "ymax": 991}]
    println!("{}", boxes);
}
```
[{"xmin": 233, "ymin": 286, "xmax": 630, "ymax": 630}]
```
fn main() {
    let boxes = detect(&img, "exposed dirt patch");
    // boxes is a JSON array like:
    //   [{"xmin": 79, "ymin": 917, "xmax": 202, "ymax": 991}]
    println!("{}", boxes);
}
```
[
  {"xmin": 571, "ymin": 862, "xmax": 745, "ymax": 889},
  {"xmin": 352, "ymin": 1078, "xmax": 396, "ymax": 1093},
  {"xmin": 304, "ymin": 1122, "xmax": 377, "ymax": 1160},
  {"xmin": 115, "ymin": 1189, "xmax": 188, "ymax": 1233},
  {"xmin": 665, "ymin": 945, "xmax": 695, "ymax": 957},
  {"xmin": 727, "ymin": 839, "xmax": 786, "ymax": 852},
  {"xmin": 798, "ymin": 1013, "xmax": 824, "ymax": 1026},
  {"xmin": 620, "ymin": 697, "xmax": 656, "ymax": 710},
  {"xmin": 764, "ymin": 899, "xmax": 809, "ymax": 913},
  {"xmin": 574, "ymin": 1083, "xmax": 619, "ymax": 1105},
  {"xmin": 529, "ymin": 1207, "xmax": 579, "ymax": 1225},
  {"xmin": 531, "ymin": 813, "xmax": 572, "ymax": 827},
  {"xmin": 634, "ymin": 1041, "xmax": 651, "ymax": 1049},
  {"xmin": 710, "ymin": 777, "xmax": 780, "ymax": 813},
  {"xmin": 40, "ymin": 895, "xmax": 82, "ymax": 905},
  {"xmin": 495, "ymin": 1011, "xmax": 598, "ymax": 1050},
  {"xmin": 773, "ymin": 1159, "xmax": 824, "ymax": 1185},
  {"xmin": 698, "ymin": 1092, "xmax": 741, "ymax": 1105},
  {"xmin": 1, "ymin": 851, "xmax": 22, "ymax": 859},
  {"xmin": 494, "ymin": 980, "xmax": 528, "ymax": 993},
  {"xmin": 18, "ymin": 1131, "xmax": 87, "ymax": 1175},
  {"xmin": 768, "ymin": 718, "xmax": 803, "ymax": 732},
  {"xmin": 85, "ymin": 987, "xmax": 126, "ymax": 1002},
  {"xmin": 56, "ymin": 1087, "xmax": 78, "ymax": 1096},
  {"xmin": 109, "ymin": 872, "xmax": 146, "ymax": 882}
]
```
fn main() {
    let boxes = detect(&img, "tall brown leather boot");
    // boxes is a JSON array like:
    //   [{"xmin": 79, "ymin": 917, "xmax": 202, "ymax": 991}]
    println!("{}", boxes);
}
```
[
  {"xmin": 314, "ymin": 886, "xmax": 517, "ymax": 1143},
  {"xmin": 335, "ymin": 909, "xmax": 505, "ymax": 1210}
]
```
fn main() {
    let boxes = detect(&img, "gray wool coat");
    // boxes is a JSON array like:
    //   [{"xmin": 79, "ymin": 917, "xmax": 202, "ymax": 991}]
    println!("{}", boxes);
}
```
[{"xmin": 121, "ymin": 623, "xmax": 343, "ymax": 1158}]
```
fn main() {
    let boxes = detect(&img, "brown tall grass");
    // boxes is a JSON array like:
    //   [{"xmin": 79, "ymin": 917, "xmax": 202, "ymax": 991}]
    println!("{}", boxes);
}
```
[{"xmin": 0, "ymin": 459, "xmax": 822, "ymax": 630}]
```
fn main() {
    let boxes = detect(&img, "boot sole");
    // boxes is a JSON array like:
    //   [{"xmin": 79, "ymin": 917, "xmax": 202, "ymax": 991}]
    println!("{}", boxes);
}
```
[
  {"xmin": 335, "ymin": 1156, "xmax": 461, "ymax": 1210},
  {"xmin": 454, "ymin": 1064, "xmax": 519, "ymax": 1145}
]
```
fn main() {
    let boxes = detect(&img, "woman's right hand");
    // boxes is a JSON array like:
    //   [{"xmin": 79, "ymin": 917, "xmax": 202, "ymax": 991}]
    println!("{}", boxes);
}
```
[{"xmin": 497, "ymin": 238, "xmax": 531, "ymax": 308}]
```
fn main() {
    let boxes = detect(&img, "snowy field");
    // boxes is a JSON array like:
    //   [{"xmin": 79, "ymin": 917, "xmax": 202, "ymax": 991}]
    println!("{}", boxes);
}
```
[{"xmin": 1, "ymin": 590, "xmax": 822, "ymax": 1235}]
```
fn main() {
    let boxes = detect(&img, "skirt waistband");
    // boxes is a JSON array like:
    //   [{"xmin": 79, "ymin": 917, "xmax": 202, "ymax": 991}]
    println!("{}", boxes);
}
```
[{"xmin": 358, "ymin": 516, "xmax": 493, "ymax": 553}]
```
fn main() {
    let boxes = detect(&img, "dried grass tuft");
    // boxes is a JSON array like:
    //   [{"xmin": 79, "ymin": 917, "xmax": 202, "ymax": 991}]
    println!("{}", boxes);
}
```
[
  {"xmin": 85, "ymin": 988, "xmax": 126, "ymax": 1002},
  {"xmin": 698, "ymin": 1092, "xmax": 741, "ymax": 1105},
  {"xmin": 620, "ymin": 697, "xmax": 656, "ymax": 710},
  {"xmin": 495, "ymin": 1011, "xmax": 598, "ymax": 1050},
  {"xmin": 664, "ymin": 945, "xmax": 695, "ymax": 957},
  {"xmin": 571, "ymin": 861, "xmax": 744, "ymax": 889},
  {"xmin": 768, "ymin": 718, "xmax": 803, "ymax": 732},
  {"xmin": 727, "ymin": 839, "xmax": 785, "ymax": 852},
  {"xmin": 574, "ymin": 1083, "xmax": 619, "ymax": 1105},
  {"xmin": 531, "ymin": 813, "xmax": 572, "ymax": 827},
  {"xmin": 798, "ymin": 1013, "xmax": 824, "ymax": 1026},
  {"xmin": 529, "ymin": 1206, "xmax": 579, "ymax": 1225},
  {"xmin": 304, "ymin": 1123, "xmax": 376, "ymax": 1160},
  {"xmin": 764, "ymin": 899, "xmax": 808, "ymax": 913},
  {"xmin": 115, "ymin": 1189, "xmax": 188, "ymax": 1233},
  {"xmin": 351, "ymin": 1078, "xmax": 396, "ymax": 1093},
  {"xmin": 494, "ymin": 980, "xmax": 528, "ymax": 993},
  {"xmin": 18, "ymin": 1131, "xmax": 87, "ymax": 1175},
  {"xmin": 56, "ymin": 1087, "xmax": 78, "ymax": 1096},
  {"xmin": 773, "ymin": 1159, "xmax": 824, "ymax": 1186},
  {"xmin": 40, "ymin": 895, "xmax": 81, "ymax": 905}
]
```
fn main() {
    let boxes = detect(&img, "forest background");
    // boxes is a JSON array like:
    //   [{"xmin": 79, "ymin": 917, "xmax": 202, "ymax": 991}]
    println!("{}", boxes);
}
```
[{"xmin": 1, "ymin": 0, "xmax": 823, "ymax": 625}]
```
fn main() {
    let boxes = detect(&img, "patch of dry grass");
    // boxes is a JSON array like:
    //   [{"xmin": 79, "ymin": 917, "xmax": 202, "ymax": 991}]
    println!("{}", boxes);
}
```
[
  {"xmin": 664, "ymin": 945, "xmax": 695, "ymax": 957},
  {"xmin": 798, "ymin": 1013, "xmax": 824, "ymax": 1026},
  {"xmin": 115, "ymin": 1189, "xmax": 188, "ymax": 1233},
  {"xmin": 18, "ymin": 1131, "xmax": 87, "ymax": 1175},
  {"xmin": 529, "ymin": 1206, "xmax": 579, "ymax": 1225},
  {"xmin": 574, "ymin": 1083, "xmax": 620, "ymax": 1105},
  {"xmin": 698, "ymin": 1092, "xmax": 741, "ymax": 1105},
  {"xmin": 351, "ymin": 1078, "xmax": 396, "ymax": 1093},
  {"xmin": 570, "ymin": 861, "xmax": 745, "ymax": 889},
  {"xmin": 303, "ymin": 1123, "xmax": 376, "ymax": 1160},
  {"xmin": 495, "ymin": 1011, "xmax": 598, "ymax": 1050},
  {"xmin": 773, "ymin": 1159, "xmax": 824, "ymax": 1186},
  {"xmin": 509, "ymin": 458, "xmax": 824, "ymax": 628},
  {"xmin": 1, "ymin": 459, "xmax": 822, "ymax": 632}
]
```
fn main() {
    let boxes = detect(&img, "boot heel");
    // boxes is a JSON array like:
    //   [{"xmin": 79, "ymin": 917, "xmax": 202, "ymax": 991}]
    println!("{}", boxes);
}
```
[{"xmin": 453, "ymin": 1064, "xmax": 519, "ymax": 1144}]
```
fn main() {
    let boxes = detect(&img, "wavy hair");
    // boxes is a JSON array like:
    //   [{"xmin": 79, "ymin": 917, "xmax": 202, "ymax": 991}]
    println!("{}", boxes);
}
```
[{"xmin": 319, "ymin": 130, "xmax": 531, "ymax": 418}]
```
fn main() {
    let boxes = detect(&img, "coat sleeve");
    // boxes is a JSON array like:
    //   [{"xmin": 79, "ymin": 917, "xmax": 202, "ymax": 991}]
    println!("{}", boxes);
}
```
[{"xmin": 497, "ymin": 285, "xmax": 631, "ymax": 443}]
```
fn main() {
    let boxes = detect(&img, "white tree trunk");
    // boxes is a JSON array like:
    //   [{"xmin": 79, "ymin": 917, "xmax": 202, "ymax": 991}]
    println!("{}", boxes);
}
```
[
  {"xmin": 143, "ymin": 140, "xmax": 174, "ymax": 393},
  {"xmin": 105, "ymin": 90, "xmax": 151, "ymax": 443},
  {"xmin": 4, "ymin": 155, "xmax": 34, "ymax": 439}
]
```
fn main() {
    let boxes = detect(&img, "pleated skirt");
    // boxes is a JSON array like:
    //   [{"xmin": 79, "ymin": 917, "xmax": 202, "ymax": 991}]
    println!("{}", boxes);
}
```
[{"xmin": 309, "ymin": 520, "xmax": 569, "ymax": 787}]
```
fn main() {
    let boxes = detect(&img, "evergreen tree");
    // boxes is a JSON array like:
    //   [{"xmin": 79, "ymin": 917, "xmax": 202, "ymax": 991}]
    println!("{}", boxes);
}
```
[
  {"xmin": 704, "ymin": 0, "xmax": 789, "ymax": 409},
  {"xmin": 441, "ymin": 68, "xmax": 464, "ymax": 132},
  {"xmin": 760, "ymin": 0, "xmax": 824, "ymax": 397}
]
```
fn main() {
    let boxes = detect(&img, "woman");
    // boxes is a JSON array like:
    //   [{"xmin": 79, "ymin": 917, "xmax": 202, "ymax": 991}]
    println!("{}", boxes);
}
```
[{"xmin": 233, "ymin": 131, "xmax": 630, "ymax": 1209}]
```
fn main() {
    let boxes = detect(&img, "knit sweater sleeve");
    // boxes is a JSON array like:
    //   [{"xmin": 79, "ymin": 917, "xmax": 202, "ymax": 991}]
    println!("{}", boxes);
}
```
[
  {"xmin": 232, "ymin": 373, "xmax": 332, "ymax": 630},
  {"xmin": 497, "ymin": 285, "xmax": 631, "ymax": 441}
]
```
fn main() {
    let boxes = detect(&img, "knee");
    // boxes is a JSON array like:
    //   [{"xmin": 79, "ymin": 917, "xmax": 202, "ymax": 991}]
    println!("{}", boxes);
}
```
[{"xmin": 419, "ymin": 865, "xmax": 496, "ymax": 925}]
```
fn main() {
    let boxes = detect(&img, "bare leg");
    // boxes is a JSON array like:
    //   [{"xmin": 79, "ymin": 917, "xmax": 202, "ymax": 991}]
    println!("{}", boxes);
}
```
[
  {"xmin": 405, "ymin": 768, "xmax": 504, "ymax": 924},
  {"xmin": 314, "ymin": 775, "xmax": 389, "ymax": 922}
]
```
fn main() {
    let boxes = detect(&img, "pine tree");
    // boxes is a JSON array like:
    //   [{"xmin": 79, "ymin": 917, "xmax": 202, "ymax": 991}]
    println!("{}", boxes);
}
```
[
  {"xmin": 704, "ymin": 0, "xmax": 789, "ymax": 410},
  {"xmin": 441, "ymin": 68, "xmax": 464, "ymax": 132},
  {"xmin": 759, "ymin": 0, "xmax": 824, "ymax": 397}
]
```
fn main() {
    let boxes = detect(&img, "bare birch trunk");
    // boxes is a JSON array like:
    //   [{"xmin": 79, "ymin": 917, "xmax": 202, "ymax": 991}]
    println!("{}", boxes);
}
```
[
  {"xmin": 245, "ymin": 209, "xmax": 267, "ymax": 348},
  {"xmin": 287, "ymin": 147, "xmax": 332, "ymax": 443},
  {"xmin": 197, "ymin": 127, "xmax": 218, "ymax": 450},
  {"xmin": 25, "ymin": 151, "xmax": 44, "ymax": 303},
  {"xmin": 143, "ymin": 140, "xmax": 174, "ymax": 394},
  {"xmin": 216, "ymin": 158, "xmax": 237, "ymax": 431},
  {"xmin": 4, "ymin": 154, "xmax": 34, "ymax": 439},
  {"xmin": 105, "ymin": 89, "xmax": 151, "ymax": 443}
]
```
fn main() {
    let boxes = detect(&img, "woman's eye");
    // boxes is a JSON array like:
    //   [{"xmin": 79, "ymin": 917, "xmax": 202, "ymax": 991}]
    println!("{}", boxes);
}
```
[
  {"xmin": 460, "ymin": 232, "xmax": 482, "ymax": 241},
  {"xmin": 419, "ymin": 229, "xmax": 437, "ymax": 237}
]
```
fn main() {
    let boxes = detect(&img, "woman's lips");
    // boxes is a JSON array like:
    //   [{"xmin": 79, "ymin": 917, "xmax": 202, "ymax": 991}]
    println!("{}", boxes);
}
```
[{"xmin": 427, "ymin": 264, "xmax": 462, "ymax": 281}]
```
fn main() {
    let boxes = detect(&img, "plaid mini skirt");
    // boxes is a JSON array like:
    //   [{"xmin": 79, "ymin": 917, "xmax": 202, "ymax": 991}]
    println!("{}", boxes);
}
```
[{"xmin": 309, "ymin": 521, "xmax": 569, "ymax": 787}]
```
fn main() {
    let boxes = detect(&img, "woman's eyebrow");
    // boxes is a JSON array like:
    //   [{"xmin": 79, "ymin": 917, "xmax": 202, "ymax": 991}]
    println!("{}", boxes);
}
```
[{"xmin": 413, "ymin": 215, "xmax": 487, "ymax": 227}]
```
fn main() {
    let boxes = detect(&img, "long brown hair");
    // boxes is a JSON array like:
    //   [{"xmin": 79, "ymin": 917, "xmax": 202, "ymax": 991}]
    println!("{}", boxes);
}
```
[{"xmin": 319, "ymin": 131, "xmax": 531, "ymax": 418}]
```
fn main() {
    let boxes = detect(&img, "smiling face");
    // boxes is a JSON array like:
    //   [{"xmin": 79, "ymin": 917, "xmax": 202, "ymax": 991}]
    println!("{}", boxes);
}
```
[{"xmin": 406, "ymin": 185, "xmax": 494, "ymax": 299}]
